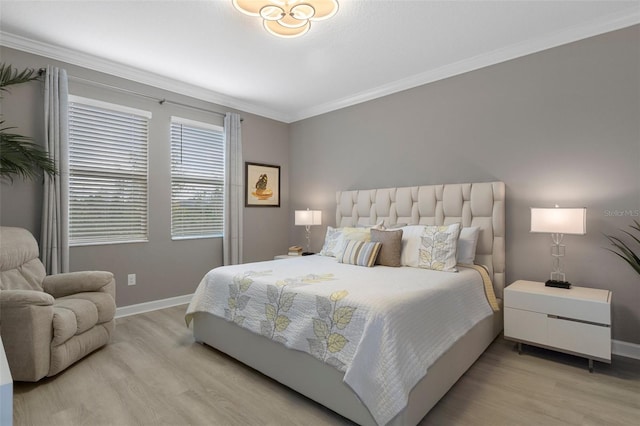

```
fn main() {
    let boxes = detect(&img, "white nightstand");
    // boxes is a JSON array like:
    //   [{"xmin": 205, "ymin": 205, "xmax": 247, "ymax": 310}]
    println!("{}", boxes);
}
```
[{"xmin": 504, "ymin": 280, "xmax": 611, "ymax": 372}]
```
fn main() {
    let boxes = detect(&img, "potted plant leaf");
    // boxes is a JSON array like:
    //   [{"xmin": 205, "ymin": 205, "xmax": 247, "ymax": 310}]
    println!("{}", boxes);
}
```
[
  {"xmin": 0, "ymin": 63, "xmax": 56, "ymax": 181},
  {"xmin": 605, "ymin": 219, "xmax": 640, "ymax": 276}
]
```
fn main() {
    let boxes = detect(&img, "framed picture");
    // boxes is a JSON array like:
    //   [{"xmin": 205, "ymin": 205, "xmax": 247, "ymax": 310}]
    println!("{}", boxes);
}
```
[{"xmin": 245, "ymin": 162, "xmax": 280, "ymax": 207}]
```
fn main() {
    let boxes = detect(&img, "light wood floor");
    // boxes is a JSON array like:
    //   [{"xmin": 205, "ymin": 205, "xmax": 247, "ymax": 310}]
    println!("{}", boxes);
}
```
[{"xmin": 12, "ymin": 305, "xmax": 640, "ymax": 426}]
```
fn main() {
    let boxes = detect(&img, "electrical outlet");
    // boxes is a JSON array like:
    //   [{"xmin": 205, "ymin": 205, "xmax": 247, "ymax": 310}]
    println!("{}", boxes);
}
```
[{"xmin": 127, "ymin": 274, "xmax": 136, "ymax": 286}]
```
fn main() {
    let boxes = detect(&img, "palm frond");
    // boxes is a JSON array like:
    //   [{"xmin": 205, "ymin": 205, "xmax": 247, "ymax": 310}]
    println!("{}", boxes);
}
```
[
  {"xmin": 621, "ymin": 228, "xmax": 640, "ymax": 248},
  {"xmin": 605, "ymin": 221, "xmax": 640, "ymax": 276},
  {"xmin": 0, "ymin": 130, "xmax": 56, "ymax": 182},
  {"xmin": 0, "ymin": 64, "xmax": 55, "ymax": 182},
  {"xmin": 0, "ymin": 63, "xmax": 39, "ymax": 96}
]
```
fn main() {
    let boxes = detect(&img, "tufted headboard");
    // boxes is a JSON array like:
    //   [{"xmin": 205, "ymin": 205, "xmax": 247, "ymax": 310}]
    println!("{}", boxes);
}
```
[{"xmin": 336, "ymin": 182, "xmax": 506, "ymax": 298}]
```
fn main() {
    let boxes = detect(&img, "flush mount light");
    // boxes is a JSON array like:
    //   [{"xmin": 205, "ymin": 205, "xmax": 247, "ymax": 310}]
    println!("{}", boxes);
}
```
[{"xmin": 232, "ymin": 0, "xmax": 339, "ymax": 38}]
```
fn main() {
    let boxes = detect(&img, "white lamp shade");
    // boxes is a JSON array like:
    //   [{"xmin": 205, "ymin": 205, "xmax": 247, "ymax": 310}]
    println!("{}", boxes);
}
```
[
  {"xmin": 530, "ymin": 207, "xmax": 586, "ymax": 235},
  {"xmin": 295, "ymin": 210, "xmax": 322, "ymax": 226}
]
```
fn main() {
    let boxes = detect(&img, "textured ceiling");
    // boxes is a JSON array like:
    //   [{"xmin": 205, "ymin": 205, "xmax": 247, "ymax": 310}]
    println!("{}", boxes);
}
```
[{"xmin": 1, "ymin": 0, "xmax": 639, "ymax": 123}]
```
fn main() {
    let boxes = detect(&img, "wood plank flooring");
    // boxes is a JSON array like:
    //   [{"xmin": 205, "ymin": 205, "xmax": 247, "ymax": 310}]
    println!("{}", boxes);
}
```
[{"xmin": 12, "ymin": 305, "xmax": 640, "ymax": 426}]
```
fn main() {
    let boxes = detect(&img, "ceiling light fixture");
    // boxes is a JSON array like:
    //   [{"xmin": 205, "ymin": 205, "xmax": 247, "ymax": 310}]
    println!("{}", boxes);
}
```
[{"xmin": 232, "ymin": 0, "xmax": 339, "ymax": 38}]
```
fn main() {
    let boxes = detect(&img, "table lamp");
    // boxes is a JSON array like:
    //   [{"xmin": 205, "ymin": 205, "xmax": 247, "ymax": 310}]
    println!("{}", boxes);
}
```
[
  {"xmin": 530, "ymin": 206, "xmax": 586, "ymax": 288},
  {"xmin": 295, "ymin": 208, "xmax": 322, "ymax": 255}
]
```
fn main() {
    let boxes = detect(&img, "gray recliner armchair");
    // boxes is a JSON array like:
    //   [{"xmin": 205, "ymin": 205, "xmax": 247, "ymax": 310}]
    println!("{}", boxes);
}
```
[{"xmin": 0, "ymin": 226, "xmax": 116, "ymax": 381}]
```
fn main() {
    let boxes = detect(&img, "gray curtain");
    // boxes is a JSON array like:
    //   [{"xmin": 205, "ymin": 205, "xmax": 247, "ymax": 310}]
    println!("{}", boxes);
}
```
[
  {"xmin": 223, "ymin": 113, "xmax": 243, "ymax": 265},
  {"xmin": 41, "ymin": 66, "xmax": 69, "ymax": 274}
]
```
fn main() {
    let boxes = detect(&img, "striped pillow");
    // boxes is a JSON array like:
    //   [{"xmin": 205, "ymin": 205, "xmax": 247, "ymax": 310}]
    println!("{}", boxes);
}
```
[{"xmin": 338, "ymin": 240, "xmax": 382, "ymax": 267}]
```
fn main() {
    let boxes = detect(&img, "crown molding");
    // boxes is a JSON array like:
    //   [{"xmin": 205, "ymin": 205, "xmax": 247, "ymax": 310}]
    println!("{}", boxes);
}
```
[
  {"xmin": 290, "ymin": 8, "xmax": 640, "ymax": 122},
  {"xmin": 0, "ymin": 31, "xmax": 292, "ymax": 123},
  {"xmin": 2, "ymin": 6, "xmax": 638, "ymax": 124}
]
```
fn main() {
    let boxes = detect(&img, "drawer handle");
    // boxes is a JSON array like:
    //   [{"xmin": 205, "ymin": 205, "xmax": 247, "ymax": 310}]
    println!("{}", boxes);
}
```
[{"xmin": 547, "ymin": 314, "xmax": 610, "ymax": 328}]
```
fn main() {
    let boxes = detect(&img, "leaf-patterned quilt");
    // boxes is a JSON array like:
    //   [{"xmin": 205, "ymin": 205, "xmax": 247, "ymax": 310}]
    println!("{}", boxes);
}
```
[{"xmin": 185, "ymin": 255, "xmax": 495, "ymax": 426}]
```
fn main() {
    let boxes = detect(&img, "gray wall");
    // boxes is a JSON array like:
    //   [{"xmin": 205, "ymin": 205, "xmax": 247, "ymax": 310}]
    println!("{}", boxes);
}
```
[
  {"xmin": 289, "ymin": 26, "xmax": 640, "ymax": 344},
  {"xmin": 2, "ymin": 26, "xmax": 639, "ymax": 344},
  {"xmin": 0, "ymin": 47, "xmax": 290, "ymax": 307}
]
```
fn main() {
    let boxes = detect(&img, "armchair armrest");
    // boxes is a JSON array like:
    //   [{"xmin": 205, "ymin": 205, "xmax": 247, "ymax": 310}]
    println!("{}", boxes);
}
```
[
  {"xmin": 0, "ymin": 289, "xmax": 54, "ymax": 307},
  {"xmin": 0, "ymin": 290, "xmax": 54, "ymax": 381},
  {"xmin": 42, "ymin": 271, "xmax": 115, "ymax": 300}
]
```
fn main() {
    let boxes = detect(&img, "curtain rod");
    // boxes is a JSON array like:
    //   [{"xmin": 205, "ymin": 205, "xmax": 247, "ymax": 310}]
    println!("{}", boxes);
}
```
[{"xmin": 38, "ymin": 68, "xmax": 242, "ymax": 121}]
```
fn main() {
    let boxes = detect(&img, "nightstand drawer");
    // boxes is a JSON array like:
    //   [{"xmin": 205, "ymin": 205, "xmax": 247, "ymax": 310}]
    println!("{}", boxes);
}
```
[
  {"xmin": 505, "ymin": 280, "xmax": 610, "ymax": 325},
  {"xmin": 548, "ymin": 316, "xmax": 611, "ymax": 360},
  {"xmin": 504, "ymin": 307, "xmax": 547, "ymax": 345}
]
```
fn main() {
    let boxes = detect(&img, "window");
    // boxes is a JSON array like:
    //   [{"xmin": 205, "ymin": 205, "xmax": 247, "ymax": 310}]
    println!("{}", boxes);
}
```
[
  {"xmin": 170, "ymin": 117, "xmax": 225, "ymax": 239},
  {"xmin": 68, "ymin": 96, "xmax": 150, "ymax": 245}
]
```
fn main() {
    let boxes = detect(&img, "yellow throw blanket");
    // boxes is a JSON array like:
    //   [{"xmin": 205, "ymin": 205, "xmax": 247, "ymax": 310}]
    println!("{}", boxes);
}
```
[{"xmin": 459, "ymin": 263, "xmax": 500, "ymax": 312}]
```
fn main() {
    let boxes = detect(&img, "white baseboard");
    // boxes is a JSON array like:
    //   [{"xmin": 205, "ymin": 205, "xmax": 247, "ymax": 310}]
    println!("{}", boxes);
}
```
[
  {"xmin": 612, "ymin": 339, "xmax": 640, "ymax": 360},
  {"xmin": 115, "ymin": 294, "xmax": 193, "ymax": 318}
]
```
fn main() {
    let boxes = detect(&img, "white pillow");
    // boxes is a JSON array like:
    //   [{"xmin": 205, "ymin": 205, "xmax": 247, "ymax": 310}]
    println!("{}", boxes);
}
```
[
  {"xmin": 400, "ymin": 225, "xmax": 427, "ymax": 267},
  {"xmin": 418, "ymin": 223, "xmax": 461, "ymax": 272},
  {"xmin": 319, "ymin": 226, "xmax": 344, "ymax": 257},
  {"xmin": 457, "ymin": 226, "xmax": 480, "ymax": 265},
  {"xmin": 400, "ymin": 224, "xmax": 463, "ymax": 270}
]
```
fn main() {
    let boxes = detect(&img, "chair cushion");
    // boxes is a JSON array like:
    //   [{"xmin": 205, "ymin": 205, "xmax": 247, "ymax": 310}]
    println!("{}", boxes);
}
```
[
  {"xmin": 56, "ymin": 292, "xmax": 115, "ymax": 324},
  {"xmin": 0, "ymin": 227, "xmax": 46, "ymax": 291},
  {"xmin": 52, "ymin": 299, "xmax": 99, "ymax": 346},
  {"xmin": 48, "ymin": 323, "xmax": 112, "ymax": 377}
]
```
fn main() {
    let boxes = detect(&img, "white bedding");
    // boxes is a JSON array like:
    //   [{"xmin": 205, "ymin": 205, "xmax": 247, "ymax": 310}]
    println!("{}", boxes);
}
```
[{"xmin": 185, "ymin": 255, "xmax": 494, "ymax": 425}]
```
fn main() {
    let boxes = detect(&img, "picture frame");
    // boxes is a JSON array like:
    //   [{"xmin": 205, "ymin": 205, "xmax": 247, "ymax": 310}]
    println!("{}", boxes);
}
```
[{"xmin": 245, "ymin": 162, "xmax": 281, "ymax": 207}]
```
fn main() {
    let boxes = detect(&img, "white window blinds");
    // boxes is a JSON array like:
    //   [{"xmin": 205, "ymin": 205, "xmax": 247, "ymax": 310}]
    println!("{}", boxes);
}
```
[
  {"xmin": 170, "ymin": 118, "xmax": 225, "ymax": 239},
  {"xmin": 68, "ymin": 97, "xmax": 150, "ymax": 245}
]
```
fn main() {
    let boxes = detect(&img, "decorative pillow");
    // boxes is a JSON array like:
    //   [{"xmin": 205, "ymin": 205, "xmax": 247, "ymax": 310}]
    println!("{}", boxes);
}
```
[
  {"xmin": 341, "ymin": 227, "xmax": 371, "ymax": 242},
  {"xmin": 319, "ymin": 226, "xmax": 344, "ymax": 257},
  {"xmin": 418, "ymin": 223, "xmax": 461, "ymax": 272},
  {"xmin": 457, "ymin": 226, "xmax": 480, "ymax": 265},
  {"xmin": 372, "ymin": 220, "xmax": 385, "ymax": 230},
  {"xmin": 320, "ymin": 226, "xmax": 372, "ymax": 258},
  {"xmin": 385, "ymin": 223, "xmax": 408, "ymax": 229},
  {"xmin": 334, "ymin": 227, "xmax": 372, "ymax": 258},
  {"xmin": 338, "ymin": 240, "xmax": 381, "ymax": 267},
  {"xmin": 399, "ymin": 225, "xmax": 427, "ymax": 267},
  {"xmin": 370, "ymin": 228, "xmax": 403, "ymax": 267}
]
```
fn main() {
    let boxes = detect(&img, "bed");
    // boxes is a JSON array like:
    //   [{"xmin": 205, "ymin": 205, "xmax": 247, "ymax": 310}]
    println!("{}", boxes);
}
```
[{"xmin": 186, "ymin": 181, "xmax": 505, "ymax": 426}]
